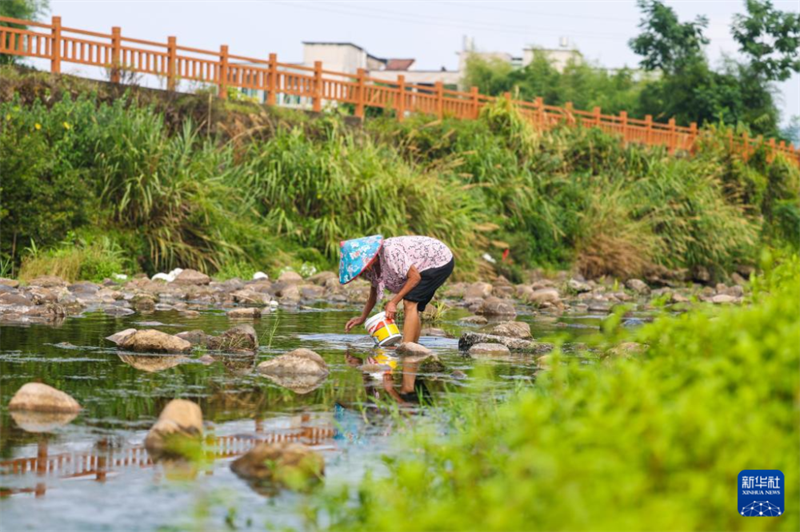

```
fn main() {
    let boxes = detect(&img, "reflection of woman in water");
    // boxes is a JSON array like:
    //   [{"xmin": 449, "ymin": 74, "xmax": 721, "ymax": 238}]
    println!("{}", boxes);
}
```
[{"xmin": 344, "ymin": 351, "xmax": 431, "ymax": 406}]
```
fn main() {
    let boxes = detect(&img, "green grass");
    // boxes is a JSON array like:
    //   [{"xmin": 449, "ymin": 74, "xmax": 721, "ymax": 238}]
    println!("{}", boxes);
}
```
[
  {"xmin": 310, "ymin": 254, "xmax": 800, "ymax": 531},
  {"xmin": 1, "ymin": 68, "xmax": 798, "ymax": 281}
]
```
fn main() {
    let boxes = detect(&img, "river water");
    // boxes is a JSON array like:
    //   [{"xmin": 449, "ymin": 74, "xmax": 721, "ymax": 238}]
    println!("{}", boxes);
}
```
[{"xmin": 0, "ymin": 303, "xmax": 603, "ymax": 531}]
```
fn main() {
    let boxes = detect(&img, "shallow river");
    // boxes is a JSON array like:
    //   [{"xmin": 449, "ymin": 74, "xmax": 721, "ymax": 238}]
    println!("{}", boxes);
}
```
[{"xmin": 0, "ymin": 303, "xmax": 605, "ymax": 531}]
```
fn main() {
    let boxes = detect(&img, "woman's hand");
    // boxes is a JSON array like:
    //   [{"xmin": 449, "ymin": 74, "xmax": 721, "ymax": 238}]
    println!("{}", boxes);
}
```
[
  {"xmin": 345, "ymin": 316, "xmax": 366, "ymax": 332},
  {"xmin": 385, "ymin": 300, "xmax": 398, "ymax": 320}
]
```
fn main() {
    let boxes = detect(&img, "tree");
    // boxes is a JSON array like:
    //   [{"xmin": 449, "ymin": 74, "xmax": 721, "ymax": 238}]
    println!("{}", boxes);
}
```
[
  {"xmin": 0, "ymin": 0, "xmax": 49, "ymax": 66},
  {"xmin": 732, "ymin": 0, "xmax": 800, "ymax": 82},
  {"xmin": 629, "ymin": 0, "xmax": 709, "ymax": 74}
]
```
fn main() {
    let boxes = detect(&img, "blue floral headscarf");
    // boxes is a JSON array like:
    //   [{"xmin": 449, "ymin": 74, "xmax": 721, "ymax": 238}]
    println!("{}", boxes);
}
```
[{"xmin": 339, "ymin": 235, "xmax": 383, "ymax": 284}]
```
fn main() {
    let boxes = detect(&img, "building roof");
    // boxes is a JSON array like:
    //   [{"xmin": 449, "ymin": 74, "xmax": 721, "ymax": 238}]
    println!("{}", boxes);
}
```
[
  {"xmin": 302, "ymin": 41, "xmax": 387, "ymax": 64},
  {"xmin": 385, "ymin": 58, "xmax": 415, "ymax": 71}
]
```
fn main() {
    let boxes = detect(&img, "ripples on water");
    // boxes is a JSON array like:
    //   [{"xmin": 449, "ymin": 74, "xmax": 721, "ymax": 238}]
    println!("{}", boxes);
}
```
[{"xmin": 0, "ymin": 304, "xmax": 606, "ymax": 531}]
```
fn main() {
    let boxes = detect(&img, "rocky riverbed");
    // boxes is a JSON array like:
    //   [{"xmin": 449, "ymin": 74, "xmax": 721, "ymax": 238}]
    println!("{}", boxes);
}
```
[{"xmin": 0, "ymin": 266, "xmax": 750, "ymax": 530}]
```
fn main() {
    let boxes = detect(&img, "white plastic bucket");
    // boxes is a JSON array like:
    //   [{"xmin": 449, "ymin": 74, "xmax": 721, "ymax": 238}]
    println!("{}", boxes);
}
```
[{"xmin": 364, "ymin": 311, "xmax": 402, "ymax": 347}]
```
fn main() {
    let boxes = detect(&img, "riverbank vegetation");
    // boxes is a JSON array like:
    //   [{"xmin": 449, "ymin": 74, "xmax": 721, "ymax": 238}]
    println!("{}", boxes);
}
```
[
  {"xmin": 1, "ymin": 67, "xmax": 798, "ymax": 283},
  {"xmin": 309, "ymin": 253, "xmax": 800, "ymax": 531}
]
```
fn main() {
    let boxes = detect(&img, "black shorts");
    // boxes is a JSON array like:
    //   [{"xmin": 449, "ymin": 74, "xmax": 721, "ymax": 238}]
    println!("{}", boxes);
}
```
[{"xmin": 404, "ymin": 258, "xmax": 454, "ymax": 312}]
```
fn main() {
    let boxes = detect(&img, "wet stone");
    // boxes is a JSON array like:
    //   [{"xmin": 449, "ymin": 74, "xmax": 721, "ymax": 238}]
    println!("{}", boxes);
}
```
[
  {"xmin": 207, "ymin": 324, "xmax": 258, "ymax": 352},
  {"xmin": 173, "ymin": 269, "xmax": 211, "ymax": 286},
  {"xmin": 460, "ymin": 315, "xmax": 488, "ymax": 325},
  {"xmin": 257, "ymin": 348, "xmax": 328, "ymax": 376},
  {"xmin": 176, "ymin": 329, "xmax": 208, "ymax": 346},
  {"xmin": 468, "ymin": 343, "xmax": 511, "ymax": 357},
  {"xmin": 117, "ymin": 329, "xmax": 193, "ymax": 353},
  {"xmin": 231, "ymin": 442, "xmax": 324, "ymax": 490},
  {"xmin": 489, "ymin": 321, "xmax": 531, "ymax": 339},
  {"xmin": 144, "ymin": 399, "xmax": 203, "ymax": 455},
  {"xmin": 227, "ymin": 307, "xmax": 262, "ymax": 319},
  {"xmin": 9, "ymin": 383, "xmax": 81, "ymax": 413},
  {"xmin": 395, "ymin": 342, "xmax": 433, "ymax": 357}
]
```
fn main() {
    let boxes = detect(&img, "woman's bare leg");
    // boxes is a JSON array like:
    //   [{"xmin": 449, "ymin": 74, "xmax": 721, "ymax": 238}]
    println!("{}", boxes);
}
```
[{"xmin": 402, "ymin": 300, "xmax": 421, "ymax": 343}]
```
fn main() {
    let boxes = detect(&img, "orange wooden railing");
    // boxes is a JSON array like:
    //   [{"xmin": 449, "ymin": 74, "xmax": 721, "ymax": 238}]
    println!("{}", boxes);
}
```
[{"xmin": 1, "ymin": 15, "xmax": 798, "ymax": 166}]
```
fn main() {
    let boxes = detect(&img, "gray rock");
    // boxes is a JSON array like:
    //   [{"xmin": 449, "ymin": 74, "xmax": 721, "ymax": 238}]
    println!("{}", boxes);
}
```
[
  {"xmin": 468, "ymin": 343, "xmax": 511, "ymax": 357},
  {"xmin": 711, "ymin": 294, "xmax": 738, "ymax": 304},
  {"xmin": 420, "ymin": 327, "xmax": 450, "ymax": 338},
  {"xmin": 306, "ymin": 271, "xmax": 337, "ymax": 286},
  {"xmin": 231, "ymin": 442, "xmax": 324, "ymax": 489},
  {"xmin": 460, "ymin": 315, "xmax": 488, "ymax": 325},
  {"xmin": 173, "ymin": 269, "xmax": 211, "ymax": 286},
  {"xmin": 132, "ymin": 293, "xmax": 157, "ymax": 312},
  {"xmin": 277, "ymin": 271, "xmax": 304, "ymax": 284},
  {"xmin": 176, "ymin": 330, "xmax": 208, "ymax": 346},
  {"xmin": 0, "ymin": 278, "xmax": 20, "ymax": 288},
  {"xmin": 464, "ymin": 282, "xmax": 493, "ymax": 299},
  {"xmin": 568, "ymin": 279, "xmax": 592, "ymax": 293},
  {"xmin": 207, "ymin": 324, "xmax": 258, "ymax": 351},
  {"xmin": 300, "ymin": 285, "xmax": 325, "ymax": 300},
  {"xmin": 9, "ymin": 383, "xmax": 81, "ymax": 413},
  {"xmin": 459, "ymin": 332, "xmax": 552, "ymax": 354},
  {"xmin": 260, "ymin": 372, "xmax": 328, "ymax": 394},
  {"xmin": 28, "ymin": 275, "xmax": 67, "ymax": 288},
  {"xmin": 395, "ymin": 342, "xmax": 433, "ymax": 357},
  {"xmin": 118, "ymin": 329, "xmax": 193, "ymax": 353},
  {"xmin": 489, "ymin": 321, "xmax": 531, "ymax": 339},
  {"xmin": 232, "ymin": 289, "xmax": 271, "ymax": 306},
  {"xmin": 478, "ymin": 296, "xmax": 516, "ymax": 317},
  {"xmin": 526, "ymin": 288, "xmax": 560, "ymax": 306},
  {"xmin": 625, "ymin": 279, "xmax": 650, "ymax": 295},
  {"xmin": 144, "ymin": 399, "xmax": 203, "ymax": 455},
  {"xmin": 227, "ymin": 307, "xmax": 262, "ymax": 319},
  {"xmin": 257, "ymin": 349, "xmax": 328, "ymax": 376},
  {"xmin": 0, "ymin": 292, "xmax": 32, "ymax": 306},
  {"xmin": 106, "ymin": 328, "xmax": 137, "ymax": 345}
]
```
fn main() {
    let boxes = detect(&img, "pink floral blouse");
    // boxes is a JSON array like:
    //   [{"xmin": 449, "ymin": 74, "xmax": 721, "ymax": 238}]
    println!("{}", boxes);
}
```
[{"xmin": 363, "ymin": 236, "xmax": 453, "ymax": 294}]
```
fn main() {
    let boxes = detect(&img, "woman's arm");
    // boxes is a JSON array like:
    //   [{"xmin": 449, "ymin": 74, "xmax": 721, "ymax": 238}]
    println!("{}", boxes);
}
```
[
  {"xmin": 385, "ymin": 266, "xmax": 421, "ymax": 320},
  {"xmin": 345, "ymin": 285, "xmax": 379, "ymax": 331}
]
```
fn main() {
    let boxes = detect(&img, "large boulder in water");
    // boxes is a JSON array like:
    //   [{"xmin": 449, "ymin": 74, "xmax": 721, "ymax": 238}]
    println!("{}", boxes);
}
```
[
  {"xmin": 231, "ymin": 442, "xmax": 324, "ymax": 492},
  {"xmin": 116, "ymin": 329, "xmax": 193, "ymax": 353},
  {"xmin": 9, "ymin": 383, "xmax": 81, "ymax": 413},
  {"xmin": 11, "ymin": 410, "xmax": 79, "ymax": 433},
  {"xmin": 464, "ymin": 282, "xmax": 493, "ymax": 299},
  {"xmin": 207, "ymin": 324, "xmax": 258, "ymax": 352},
  {"xmin": 144, "ymin": 399, "xmax": 203, "ymax": 455},
  {"xmin": 277, "ymin": 271, "xmax": 304, "ymax": 285},
  {"xmin": 525, "ymin": 288, "xmax": 561, "ymax": 306},
  {"xmin": 257, "ymin": 349, "xmax": 328, "ymax": 376}
]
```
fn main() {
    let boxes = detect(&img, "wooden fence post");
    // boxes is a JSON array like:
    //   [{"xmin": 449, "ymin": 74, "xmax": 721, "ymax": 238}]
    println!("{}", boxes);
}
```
[
  {"xmin": 356, "ymin": 68, "xmax": 366, "ymax": 119},
  {"xmin": 620, "ymin": 111, "xmax": 628, "ymax": 140},
  {"xmin": 267, "ymin": 53, "xmax": 277, "ymax": 106},
  {"xmin": 50, "ymin": 16, "xmax": 61, "ymax": 74},
  {"xmin": 218, "ymin": 45, "xmax": 228, "ymax": 99},
  {"xmin": 111, "ymin": 26, "xmax": 121, "ymax": 83},
  {"xmin": 644, "ymin": 114, "xmax": 653, "ymax": 145},
  {"xmin": 565, "ymin": 101, "xmax": 574, "ymax": 126},
  {"xmin": 768, "ymin": 138, "xmax": 776, "ymax": 163},
  {"xmin": 689, "ymin": 122, "xmax": 698, "ymax": 153},
  {"xmin": 535, "ymin": 96, "xmax": 544, "ymax": 128},
  {"xmin": 167, "ymin": 36, "xmax": 176, "ymax": 91},
  {"xmin": 436, "ymin": 81, "xmax": 444, "ymax": 119},
  {"xmin": 471, "ymin": 86, "xmax": 480, "ymax": 119},
  {"xmin": 593, "ymin": 106, "xmax": 601, "ymax": 127},
  {"xmin": 668, "ymin": 118, "xmax": 676, "ymax": 152},
  {"xmin": 742, "ymin": 130, "xmax": 750, "ymax": 161},
  {"xmin": 313, "ymin": 60, "xmax": 323, "ymax": 112},
  {"xmin": 396, "ymin": 75, "xmax": 405, "ymax": 122}
]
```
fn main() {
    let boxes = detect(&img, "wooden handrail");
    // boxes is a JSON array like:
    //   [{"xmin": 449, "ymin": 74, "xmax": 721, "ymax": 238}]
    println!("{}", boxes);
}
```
[{"xmin": 0, "ymin": 14, "xmax": 797, "ymax": 166}]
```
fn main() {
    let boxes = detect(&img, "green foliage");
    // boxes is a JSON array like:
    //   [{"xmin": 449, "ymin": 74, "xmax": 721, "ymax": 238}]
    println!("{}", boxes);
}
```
[
  {"xmin": 0, "ymin": 1, "xmax": 49, "ymax": 66},
  {"xmin": 1, "ymin": 78, "xmax": 797, "ymax": 281},
  {"xmin": 630, "ymin": 0, "xmax": 709, "ymax": 75},
  {"xmin": 239, "ymin": 116, "xmax": 484, "ymax": 272},
  {"xmin": 18, "ymin": 231, "xmax": 129, "ymax": 282},
  {"xmin": 732, "ymin": 0, "xmax": 800, "ymax": 82},
  {"xmin": 316, "ymin": 259, "xmax": 800, "ymax": 531}
]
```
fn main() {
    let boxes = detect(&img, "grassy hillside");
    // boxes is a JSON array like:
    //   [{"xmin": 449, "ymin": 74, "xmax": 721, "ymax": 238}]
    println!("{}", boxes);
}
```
[{"xmin": 1, "ymin": 67, "xmax": 798, "ymax": 281}]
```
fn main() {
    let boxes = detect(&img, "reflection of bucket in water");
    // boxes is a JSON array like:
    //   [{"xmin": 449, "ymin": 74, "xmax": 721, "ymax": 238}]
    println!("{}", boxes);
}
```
[{"xmin": 364, "ymin": 311, "xmax": 402, "ymax": 347}]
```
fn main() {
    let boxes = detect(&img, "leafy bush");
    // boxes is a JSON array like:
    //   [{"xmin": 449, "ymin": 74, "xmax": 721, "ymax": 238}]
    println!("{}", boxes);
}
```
[
  {"xmin": 19, "ymin": 233, "xmax": 129, "ymax": 282},
  {"xmin": 315, "ymin": 257, "xmax": 800, "ymax": 531}
]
